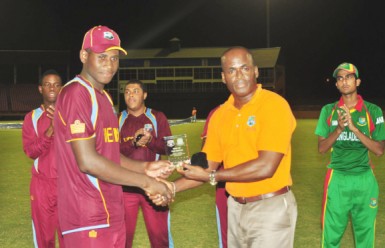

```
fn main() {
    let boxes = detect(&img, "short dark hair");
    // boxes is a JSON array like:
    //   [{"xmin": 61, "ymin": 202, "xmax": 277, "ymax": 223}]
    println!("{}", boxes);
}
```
[
  {"xmin": 39, "ymin": 69, "xmax": 62, "ymax": 85},
  {"xmin": 126, "ymin": 79, "xmax": 147, "ymax": 93}
]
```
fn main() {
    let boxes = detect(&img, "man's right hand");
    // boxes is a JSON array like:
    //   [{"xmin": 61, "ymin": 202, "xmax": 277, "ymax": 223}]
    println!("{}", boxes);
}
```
[{"xmin": 145, "ymin": 179, "xmax": 173, "ymax": 206}]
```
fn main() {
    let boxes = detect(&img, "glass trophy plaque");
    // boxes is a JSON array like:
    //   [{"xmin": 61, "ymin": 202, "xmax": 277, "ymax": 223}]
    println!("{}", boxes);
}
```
[{"xmin": 163, "ymin": 134, "xmax": 190, "ymax": 170}]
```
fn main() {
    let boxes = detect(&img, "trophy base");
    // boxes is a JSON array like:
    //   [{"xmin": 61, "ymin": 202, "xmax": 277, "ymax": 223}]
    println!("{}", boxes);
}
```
[{"xmin": 170, "ymin": 159, "xmax": 191, "ymax": 171}]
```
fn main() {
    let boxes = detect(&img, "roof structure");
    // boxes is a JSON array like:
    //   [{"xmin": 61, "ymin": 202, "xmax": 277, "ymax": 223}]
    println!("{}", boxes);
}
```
[{"xmin": 121, "ymin": 46, "xmax": 282, "ymax": 68}]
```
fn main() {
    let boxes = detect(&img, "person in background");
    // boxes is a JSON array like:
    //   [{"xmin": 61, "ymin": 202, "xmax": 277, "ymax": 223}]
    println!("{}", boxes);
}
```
[
  {"xmin": 119, "ymin": 79, "xmax": 173, "ymax": 248},
  {"xmin": 22, "ymin": 69, "xmax": 64, "ymax": 247},
  {"xmin": 315, "ymin": 62, "xmax": 385, "ymax": 247},
  {"xmin": 53, "ymin": 25, "xmax": 173, "ymax": 247},
  {"xmin": 191, "ymin": 107, "xmax": 197, "ymax": 122},
  {"xmin": 201, "ymin": 106, "xmax": 228, "ymax": 248}
]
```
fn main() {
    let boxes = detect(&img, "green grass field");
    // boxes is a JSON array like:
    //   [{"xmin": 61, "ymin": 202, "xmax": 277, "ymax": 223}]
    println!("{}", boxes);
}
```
[{"xmin": 1, "ymin": 120, "xmax": 385, "ymax": 247}]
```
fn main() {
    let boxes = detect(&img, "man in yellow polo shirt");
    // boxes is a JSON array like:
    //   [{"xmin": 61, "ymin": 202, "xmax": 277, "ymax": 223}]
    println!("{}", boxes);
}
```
[{"xmin": 173, "ymin": 46, "xmax": 297, "ymax": 247}]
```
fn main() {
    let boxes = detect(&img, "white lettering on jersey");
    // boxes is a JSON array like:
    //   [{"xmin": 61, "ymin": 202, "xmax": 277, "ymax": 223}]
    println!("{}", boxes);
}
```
[
  {"xmin": 376, "ymin": 116, "xmax": 384, "ymax": 125},
  {"xmin": 337, "ymin": 131, "xmax": 360, "ymax": 141}
]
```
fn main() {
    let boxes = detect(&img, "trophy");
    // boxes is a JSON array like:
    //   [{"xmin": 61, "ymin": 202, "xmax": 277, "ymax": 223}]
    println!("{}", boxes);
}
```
[{"xmin": 163, "ymin": 134, "xmax": 190, "ymax": 170}]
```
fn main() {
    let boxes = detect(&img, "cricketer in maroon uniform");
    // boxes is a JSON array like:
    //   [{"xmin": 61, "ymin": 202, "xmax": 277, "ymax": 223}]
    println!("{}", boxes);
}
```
[
  {"xmin": 119, "ymin": 79, "xmax": 174, "ymax": 248},
  {"xmin": 54, "ymin": 25, "xmax": 173, "ymax": 248},
  {"xmin": 201, "ymin": 106, "xmax": 228, "ymax": 248},
  {"xmin": 22, "ymin": 69, "xmax": 64, "ymax": 248}
]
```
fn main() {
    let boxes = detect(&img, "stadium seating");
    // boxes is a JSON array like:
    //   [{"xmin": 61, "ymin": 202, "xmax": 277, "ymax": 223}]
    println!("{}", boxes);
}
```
[
  {"xmin": 0, "ymin": 84, "xmax": 9, "ymax": 112},
  {"xmin": 10, "ymin": 84, "xmax": 41, "ymax": 112}
]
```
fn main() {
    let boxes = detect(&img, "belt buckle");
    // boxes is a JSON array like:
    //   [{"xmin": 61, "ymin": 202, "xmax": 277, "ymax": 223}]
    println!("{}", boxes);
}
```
[{"xmin": 239, "ymin": 197, "xmax": 246, "ymax": 204}]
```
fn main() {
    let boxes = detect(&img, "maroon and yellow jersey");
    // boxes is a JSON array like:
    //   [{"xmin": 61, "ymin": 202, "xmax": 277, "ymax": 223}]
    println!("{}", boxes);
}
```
[
  {"xmin": 54, "ymin": 75, "xmax": 124, "ymax": 235},
  {"xmin": 22, "ymin": 105, "xmax": 57, "ymax": 178},
  {"xmin": 119, "ymin": 108, "xmax": 171, "ymax": 161}
]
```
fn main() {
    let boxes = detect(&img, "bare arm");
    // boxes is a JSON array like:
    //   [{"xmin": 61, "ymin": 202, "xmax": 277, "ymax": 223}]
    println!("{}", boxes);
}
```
[
  {"xmin": 178, "ymin": 150, "xmax": 283, "ymax": 184},
  {"xmin": 120, "ymin": 153, "xmax": 147, "ymax": 173},
  {"xmin": 71, "ymin": 138, "xmax": 171, "ymax": 198},
  {"xmin": 320, "ymin": 106, "xmax": 385, "ymax": 156},
  {"xmin": 120, "ymin": 154, "xmax": 173, "ymax": 178},
  {"xmin": 149, "ymin": 160, "xmax": 221, "ymax": 203},
  {"xmin": 318, "ymin": 109, "xmax": 345, "ymax": 154},
  {"xmin": 216, "ymin": 151, "xmax": 283, "ymax": 182},
  {"xmin": 173, "ymin": 161, "xmax": 222, "ymax": 192},
  {"xmin": 340, "ymin": 105, "xmax": 385, "ymax": 156},
  {"xmin": 318, "ymin": 130, "xmax": 342, "ymax": 154}
]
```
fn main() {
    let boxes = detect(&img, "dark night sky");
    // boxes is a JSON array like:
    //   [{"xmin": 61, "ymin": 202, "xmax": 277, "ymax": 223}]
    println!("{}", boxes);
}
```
[{"xmin": 1, "ymin": 0, "xmax": 384, "ymax": 104}]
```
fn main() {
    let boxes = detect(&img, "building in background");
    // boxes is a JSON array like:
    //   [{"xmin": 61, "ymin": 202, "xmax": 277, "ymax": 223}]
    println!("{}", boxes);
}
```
[
  {"xmin": 0, "ymin": 43, "xmax": 285, "ymax": 119},
  {"xmin": 115, "ymin": 39, "xmax": 285, "ymax": 118}
]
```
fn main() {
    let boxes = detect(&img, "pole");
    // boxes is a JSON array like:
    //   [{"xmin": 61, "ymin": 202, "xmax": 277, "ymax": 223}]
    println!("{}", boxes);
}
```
[{"xmin": 266, "ymin": 0, "xmax": 270, "ymax": 48}]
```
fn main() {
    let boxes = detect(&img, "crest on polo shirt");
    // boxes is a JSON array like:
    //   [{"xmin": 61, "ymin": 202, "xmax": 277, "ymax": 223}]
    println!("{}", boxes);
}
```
[
  {"xmin": 247, "ymin": 116, "xmax": 256, "ymax": 127},
  {"xmin": 357, "ymin": 116, "xmax": 367, "ymax": 127},
  {"xmin": 104, "ymin": 31, "xmax": 114, "ymax": 40},
  {"xmin": 70, "ymin": 120, "xmax": 86, "ymax": 134},
  {"xmin": 369, "ymin": 198, "xmax": 378, "ymax": 208}
]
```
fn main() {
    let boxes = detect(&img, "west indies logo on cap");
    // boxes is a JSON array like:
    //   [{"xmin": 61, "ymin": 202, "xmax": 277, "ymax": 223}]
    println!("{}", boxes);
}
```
[
  {"xmin": 103, "ymin": 31, "xmax": 114, "ymax": 40},
  {"xmin": 82, "ymin": 25, "xmax": 127, "ymax": 55}
]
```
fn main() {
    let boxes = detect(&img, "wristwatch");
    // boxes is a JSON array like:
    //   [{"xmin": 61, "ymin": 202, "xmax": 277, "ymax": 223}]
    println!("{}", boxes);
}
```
[{"xmin": 209, "ymin": 170, "xmax": 217, "ymax": 186}]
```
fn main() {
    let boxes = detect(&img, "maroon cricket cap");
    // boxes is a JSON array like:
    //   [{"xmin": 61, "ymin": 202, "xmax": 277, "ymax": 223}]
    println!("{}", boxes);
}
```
[{"xmin": 81, "ymin": 25, "xmax": 127, "ymax": 55}]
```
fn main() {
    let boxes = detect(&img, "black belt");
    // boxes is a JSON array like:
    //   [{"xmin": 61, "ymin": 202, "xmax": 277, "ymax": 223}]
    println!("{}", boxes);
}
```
[{"xmin": 233, "ymin": 186, "xmax": 290, "ymax": 204}]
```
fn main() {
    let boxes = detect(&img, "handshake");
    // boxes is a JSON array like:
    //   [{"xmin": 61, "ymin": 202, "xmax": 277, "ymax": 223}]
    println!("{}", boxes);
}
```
[
  {"xmin": 144, "ymin": 152, "xmax": 209, "ymax": 206},
  {"xmin": 143, "ymin": 159, "xmax": 175, "ymax": 207}
]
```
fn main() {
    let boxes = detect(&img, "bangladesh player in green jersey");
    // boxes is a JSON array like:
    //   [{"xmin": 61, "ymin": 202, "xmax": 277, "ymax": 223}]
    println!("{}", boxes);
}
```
[{"xmin": 315, "ymin": 62, "xmax": 385, "ymax": 248}]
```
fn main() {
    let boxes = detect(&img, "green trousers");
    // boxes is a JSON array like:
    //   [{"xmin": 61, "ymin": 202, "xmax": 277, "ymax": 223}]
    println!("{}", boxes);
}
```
[{"xmin": 321, "ymin": 169, "xmax": 378, "ymax": 248}]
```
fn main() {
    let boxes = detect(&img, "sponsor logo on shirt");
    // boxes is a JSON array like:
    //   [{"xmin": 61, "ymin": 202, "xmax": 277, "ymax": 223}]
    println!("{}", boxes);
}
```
[
  {"xmin": 70, "ymin": 120, "xmax": 86, "ymax": 134},
  {"xmin": 89, "ymin": 230, "xmax": 98, "ymax": 238},
  {"xmin": 247, "ymin": 116, "xmax": 256, "ymax": 127}
]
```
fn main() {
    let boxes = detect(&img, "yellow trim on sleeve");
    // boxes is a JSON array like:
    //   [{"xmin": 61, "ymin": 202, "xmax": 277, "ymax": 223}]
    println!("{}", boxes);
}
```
[{"xmin": 66, "ymin": 134, "xmax": 96, "ymax": 143}]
